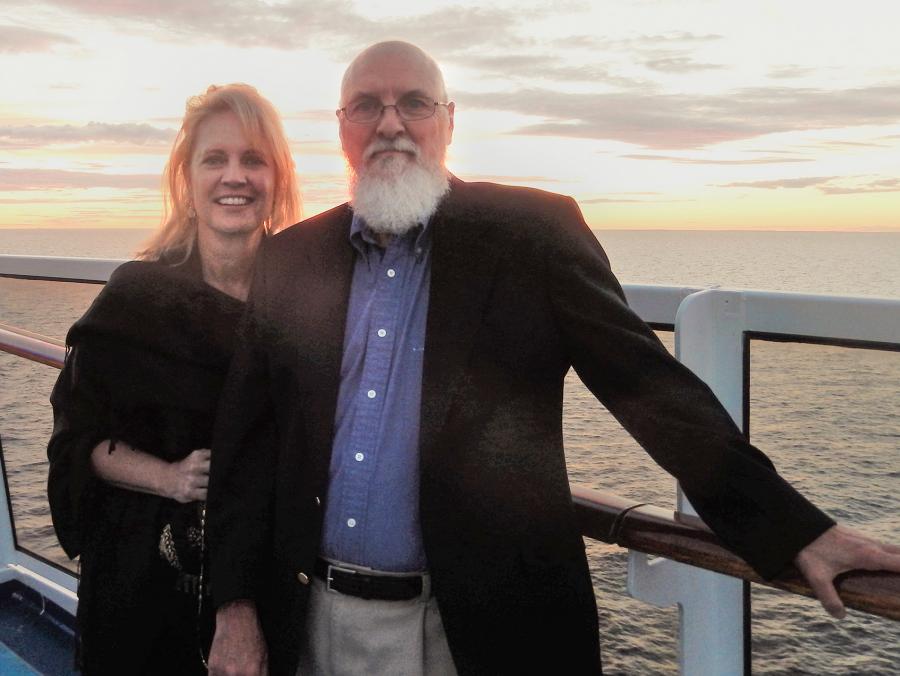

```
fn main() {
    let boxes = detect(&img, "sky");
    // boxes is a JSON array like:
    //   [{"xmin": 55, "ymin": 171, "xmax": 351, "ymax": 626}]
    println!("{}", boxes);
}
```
[{"xmin": 1, "ymin": 0, "xmax": 899, "ymax": 231}]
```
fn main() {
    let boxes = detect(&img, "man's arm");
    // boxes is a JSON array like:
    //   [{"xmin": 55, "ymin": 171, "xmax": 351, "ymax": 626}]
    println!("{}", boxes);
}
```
[
  {"xmin": 541, "ymin": 195, "xmax": 899, "ymax": 614},
  {"xmin": 206, "ymin": 242, "xmax": 278, "ymax": 672}
]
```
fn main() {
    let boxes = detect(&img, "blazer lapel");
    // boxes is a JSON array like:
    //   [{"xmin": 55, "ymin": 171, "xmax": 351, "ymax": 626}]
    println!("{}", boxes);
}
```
[
  {"xmin": 292, "ymin": 206, "xmax": 354, "ymax": 467},
  {"xmin": 420, "ymin": 179, "xmax": 499, "ymax": 462}
]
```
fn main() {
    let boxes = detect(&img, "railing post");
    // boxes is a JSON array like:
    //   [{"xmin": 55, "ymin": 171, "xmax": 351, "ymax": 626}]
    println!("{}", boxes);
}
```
[
  {"xmin": 626, "ymin": 289, "xmax": 749, "ymax": 675},
  {"xmin": 0, "ymin": 438, "xmax": 17, "ymax": 575}
]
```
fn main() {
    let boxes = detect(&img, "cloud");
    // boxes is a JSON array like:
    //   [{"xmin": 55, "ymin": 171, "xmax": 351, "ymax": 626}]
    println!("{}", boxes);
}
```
[
  {"xmin": 719, "ymin": 176, "xmax": 836, "ymax": 190},
  {"xmin": 456, "ymin": 83, "xmax": 900, "ymax": 149},
  {"xmin": 0, "ymin": 25, "xmax": 78, "ymax": 53},
  {"xmin": 717, "ymin": 176, "xmax": 900, "ymax": 194},
  {"xmin": 631, "ymin": 32, "xmax": 723, "ymax": 45},
  {"xmin": 644, "ymin": 57, "xmax": 723, "ymax": 73},
  {"xmin": 820, "ymin": 178, "xmax": 900, "ymax": 194},
  {"xmin": 450, "ymin": 52, "xmax": 646, "ymax": 87},
  {"xmin": 0, "ymin": 194, "xmax": 159, "ymax": 205},
  {"xmin": 621, "ymin": 154, "xmax": 811, "ymax": 165},
  {"xmin": 36, "ymin": 1, "xmax": 539, "ymax": 54},
  {"xmin": 285, "ymin": 110, "xmax": 339, "ymax": 122},
  {"xmin": 580, "ymin": 197, "xmax": 663, "ymax": 203},
  {"xmin": 559, "ymin": 32, "xmax": 722, "ymax": 50},
  {"xmin": 456, "ymin": 174, "xmax": 561, "ymax": 184},
  {"xmin": 817, "ymin": 140, "xmax": 887, "ymax": 148},
  {"xmin": 768, "ymin": 65, "xmax": 816, "ymax": 79},
  {"xmin": 0, "ymin": 168, "xmax": 159, "ymax": 191},
  {"xmin": 0, "ymin": 122, "xmax": 176, "ymax": 149}
]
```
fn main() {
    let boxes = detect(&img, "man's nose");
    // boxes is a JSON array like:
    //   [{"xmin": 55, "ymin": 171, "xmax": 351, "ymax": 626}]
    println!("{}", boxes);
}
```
[{"xmin": 375, "ymin": 104, "xmax": 405, "ymax": 138}]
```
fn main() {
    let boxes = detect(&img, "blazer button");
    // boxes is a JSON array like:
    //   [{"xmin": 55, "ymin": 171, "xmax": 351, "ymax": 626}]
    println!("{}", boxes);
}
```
[
  {"xmin": 314, "ymin": 496, "xmax": 321, "ymax": 506},
  {"xmin": 297, "ymin": 571, "xmax": 310, "ymax": 585}
]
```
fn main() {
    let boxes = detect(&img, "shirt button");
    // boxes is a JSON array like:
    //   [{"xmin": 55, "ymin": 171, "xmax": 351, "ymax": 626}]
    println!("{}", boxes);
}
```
[
  {"xmin": 297, "ymin": 571, "xmax": 310, "ymax": 585},
  {"xmin": 377, "ymin": 329, "xmax": 387, "ymax": 337},
  {"xmin": 386, "ymin": 268, "xmax": 396, "ymax": 278},
  {"xmin": 367, "ymin": 389, "xmax": 376, "ymax": 399},
  {"xmin": 347, "ymin": 518, "xmax": 357, "ymax": 528},
  {"xmin": 355, "ymin": 452, "xmax": 364, "ymax": 462}
]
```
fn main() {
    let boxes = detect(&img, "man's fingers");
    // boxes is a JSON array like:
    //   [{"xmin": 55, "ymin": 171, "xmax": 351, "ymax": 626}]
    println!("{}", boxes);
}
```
[{"xmin": 808, "ymin": 573, "xmax": 846, "ymax": 619}]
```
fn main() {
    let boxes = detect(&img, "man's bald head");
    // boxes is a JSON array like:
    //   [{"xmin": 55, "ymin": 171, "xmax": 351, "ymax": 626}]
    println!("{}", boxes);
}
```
[{"xmin": 340, "ymin": 41, "xmax": 448, "ymax": 106}]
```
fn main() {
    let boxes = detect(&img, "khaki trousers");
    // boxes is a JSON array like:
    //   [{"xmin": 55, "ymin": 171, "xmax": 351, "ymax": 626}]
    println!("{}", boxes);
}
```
[{"xmin": 297, "ymin": 566, "xmax": 458, "ymax": 676}]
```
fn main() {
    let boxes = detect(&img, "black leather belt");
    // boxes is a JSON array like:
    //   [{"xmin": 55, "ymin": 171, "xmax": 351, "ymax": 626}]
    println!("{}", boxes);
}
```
[{"xmin": 314, "ymin": 559, "xmax": 424, "ymax": 601}]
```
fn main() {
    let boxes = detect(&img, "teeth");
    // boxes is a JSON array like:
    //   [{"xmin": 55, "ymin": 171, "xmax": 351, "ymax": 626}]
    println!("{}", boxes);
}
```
[{"xmin": 217, "ymin": 196, "xmax": 251, "ymax": 205}]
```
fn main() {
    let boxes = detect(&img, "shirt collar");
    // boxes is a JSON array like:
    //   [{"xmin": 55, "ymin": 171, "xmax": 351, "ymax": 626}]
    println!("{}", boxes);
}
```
[{"xmin": 349, "ymin": 211, "xmax": 433, "ymax": 261}]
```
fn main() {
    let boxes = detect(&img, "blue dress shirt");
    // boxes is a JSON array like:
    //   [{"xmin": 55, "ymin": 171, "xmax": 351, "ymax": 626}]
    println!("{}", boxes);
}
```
[{"xmin": 319, "ymin": 214, "xmax": 432, "ymax": 572}]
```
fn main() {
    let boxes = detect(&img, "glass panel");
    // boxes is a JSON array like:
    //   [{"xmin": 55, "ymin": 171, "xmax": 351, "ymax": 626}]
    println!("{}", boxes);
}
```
[
  {"xmin": 749, "ymin": 340, "xmax": 900, "ymax": 673},
  {"xmin": 1, "ymin": 278, "xmax": 103, "ymax": 572},
  {"xmin": 565, "ymin": 331, "xmax": 679, "ymax": 673}
]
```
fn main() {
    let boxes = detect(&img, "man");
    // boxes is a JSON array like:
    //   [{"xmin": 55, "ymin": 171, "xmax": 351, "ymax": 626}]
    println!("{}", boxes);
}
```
[{"xmin": 207, "ymin": 41, "xmax": 900, "ymax": 675}]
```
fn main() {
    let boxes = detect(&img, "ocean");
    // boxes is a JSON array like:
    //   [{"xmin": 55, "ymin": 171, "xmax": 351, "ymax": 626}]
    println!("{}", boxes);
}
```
[{"xmin": 1, "ymin": 228, "xmax": 899, "ymax": 674}]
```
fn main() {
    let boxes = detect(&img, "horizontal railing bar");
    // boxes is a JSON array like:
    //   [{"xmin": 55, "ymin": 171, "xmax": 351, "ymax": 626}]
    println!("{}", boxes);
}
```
[
  {"xmin": 0, "ymin": 324, "xmax": 65, "ymax": 367},
  {"xmin": 0, "ymin": 255, "xmax": 124, "ymax": 284},
  {"xmin": 572, "ymin": 484, "xmax": 900, "ymax": 621}
]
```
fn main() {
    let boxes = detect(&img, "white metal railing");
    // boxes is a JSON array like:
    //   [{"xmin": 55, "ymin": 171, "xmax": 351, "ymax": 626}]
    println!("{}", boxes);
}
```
[{"xmin": 2, "ymin": 255, "xmax": 898, "ymax": 674}]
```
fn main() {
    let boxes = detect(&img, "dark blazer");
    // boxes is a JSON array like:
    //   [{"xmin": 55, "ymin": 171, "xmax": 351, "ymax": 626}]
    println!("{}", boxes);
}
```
[{"xmin": 208, "ymin": 178, "xmax": 834, "ymax": 675}]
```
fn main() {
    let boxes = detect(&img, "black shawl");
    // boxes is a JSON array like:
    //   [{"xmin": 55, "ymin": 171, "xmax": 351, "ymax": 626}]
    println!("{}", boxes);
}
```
[
  {"xmin": 48, "ymin": 252, "xmax": 244, "ymax": 557},
  {"xmin": 46, "ymin": 252, "xmax": 245, "ymax": 671}
]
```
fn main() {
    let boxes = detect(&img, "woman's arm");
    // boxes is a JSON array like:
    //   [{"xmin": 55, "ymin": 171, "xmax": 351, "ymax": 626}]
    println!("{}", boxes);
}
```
[{"xmin": 90, "ymin": 441, "xmax": 211, "ymax": 503}]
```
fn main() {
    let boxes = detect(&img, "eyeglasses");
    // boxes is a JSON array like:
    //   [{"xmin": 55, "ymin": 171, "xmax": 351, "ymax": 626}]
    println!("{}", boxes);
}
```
[{"xmin": 338, "ymin": 95, "xmax": 451, "ymax": 124}]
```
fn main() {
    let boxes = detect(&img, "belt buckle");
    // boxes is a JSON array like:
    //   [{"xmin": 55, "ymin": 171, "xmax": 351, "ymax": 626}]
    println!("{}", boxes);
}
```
[{"xmin": 325, "ymin": 563, "xmax": 357, "ymax": 593}]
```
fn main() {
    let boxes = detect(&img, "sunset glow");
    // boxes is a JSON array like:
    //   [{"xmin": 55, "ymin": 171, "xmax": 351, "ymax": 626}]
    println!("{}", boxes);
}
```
[{"xmin": 2, "ymin": 1, "xmax": 899, "ymax": 230}]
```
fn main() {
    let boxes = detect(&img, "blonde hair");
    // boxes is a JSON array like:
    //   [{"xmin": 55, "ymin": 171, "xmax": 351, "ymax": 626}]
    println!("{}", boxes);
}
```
[{"xmin": 140, "ymin": 83, "xmax": 301, "ymax": 261}]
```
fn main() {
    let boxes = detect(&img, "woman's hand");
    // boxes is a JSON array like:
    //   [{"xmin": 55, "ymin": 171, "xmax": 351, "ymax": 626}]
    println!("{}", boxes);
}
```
[
  {"xmin": 166, "ymin": 448, "xmax": 212, "ymax": 503},
  {"xmin": 90, "ymin": 441, "xmax": 211, "ymax": 502}
]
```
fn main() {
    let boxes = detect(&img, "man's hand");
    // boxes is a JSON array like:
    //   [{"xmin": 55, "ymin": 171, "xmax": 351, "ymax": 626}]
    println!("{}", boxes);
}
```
[
  {"xmin": 208, "ymin": 599, "xmax": 268, "ymax": 676},
  {"xmin": 166, "ymin": 448, "xmax": 211, "ymax": 503},
  {"xmin": 794, "ymin": 524, "xmax": 900, "ymax": 618}
]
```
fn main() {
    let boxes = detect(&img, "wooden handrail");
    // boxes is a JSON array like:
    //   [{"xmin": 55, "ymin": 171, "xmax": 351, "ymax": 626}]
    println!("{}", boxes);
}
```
[{"xmin": 572, "ymin": 484, "xmax": 900, "ymax": 621}]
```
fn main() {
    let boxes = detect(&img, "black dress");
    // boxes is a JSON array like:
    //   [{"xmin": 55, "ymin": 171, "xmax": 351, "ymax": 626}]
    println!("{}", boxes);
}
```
[{"xmin": 47, "ymin": 252, "xmax": 245, "ymax": 675}]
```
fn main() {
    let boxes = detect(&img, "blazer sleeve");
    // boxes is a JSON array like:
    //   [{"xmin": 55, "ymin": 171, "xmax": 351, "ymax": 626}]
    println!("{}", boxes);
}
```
[
  {"xmin": 542, "ymin": 196, "xmax": 834, "ymax": 579},
  {"xmin": 207, "ymin": 242, "xmax": 278, "ymax": 608}
]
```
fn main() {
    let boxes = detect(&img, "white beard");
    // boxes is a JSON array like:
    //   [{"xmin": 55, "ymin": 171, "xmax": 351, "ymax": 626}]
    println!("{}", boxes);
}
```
[{"xmin": 349, "ymin": 138, "xmax": 450, "ymax": 236}]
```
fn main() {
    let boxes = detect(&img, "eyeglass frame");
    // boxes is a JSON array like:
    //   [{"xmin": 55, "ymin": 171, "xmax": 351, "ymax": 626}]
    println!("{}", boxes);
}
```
[{"xmin": 336, "ymin": 98, "xmax": 452, "ymax": 124}]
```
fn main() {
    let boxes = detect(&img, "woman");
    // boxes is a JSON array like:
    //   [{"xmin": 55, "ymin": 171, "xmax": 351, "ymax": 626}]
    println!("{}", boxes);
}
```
[{"xmin": 47, "ymin": 83, "xmax": 300, "ymax": 675}]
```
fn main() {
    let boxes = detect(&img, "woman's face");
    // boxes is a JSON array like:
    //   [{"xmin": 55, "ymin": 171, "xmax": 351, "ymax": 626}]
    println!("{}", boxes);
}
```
[{"xmin": 189, "ymin": 110, "xmax": 275, "ymax": 238}]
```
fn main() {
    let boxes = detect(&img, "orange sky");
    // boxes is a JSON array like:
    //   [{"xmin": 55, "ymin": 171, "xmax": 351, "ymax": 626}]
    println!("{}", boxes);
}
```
[{"xmin": 2, "ymin": 1, "xmax": 899, "ymax": 231}]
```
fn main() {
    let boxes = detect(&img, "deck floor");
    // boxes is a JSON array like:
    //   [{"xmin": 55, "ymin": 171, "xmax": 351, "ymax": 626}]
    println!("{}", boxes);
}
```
[{"xmin": 0, "ymin": 580, "xmax": 77, "ymax": 676}]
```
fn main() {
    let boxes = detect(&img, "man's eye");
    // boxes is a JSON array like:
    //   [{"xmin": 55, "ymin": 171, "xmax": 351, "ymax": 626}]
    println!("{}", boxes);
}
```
[
  {"xmin": 401, "ymin": 97, "xmax": 429, "ymax": 111},
  {"xmin": 351, "ymin": 99, "xmax": 379, "ymax": 114}
]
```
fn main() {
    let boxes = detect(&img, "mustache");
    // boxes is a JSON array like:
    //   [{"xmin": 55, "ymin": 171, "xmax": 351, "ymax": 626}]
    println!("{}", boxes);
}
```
[{"xmin": 362, "ymin": 137, "xmax": 420, "ymax": 162}]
